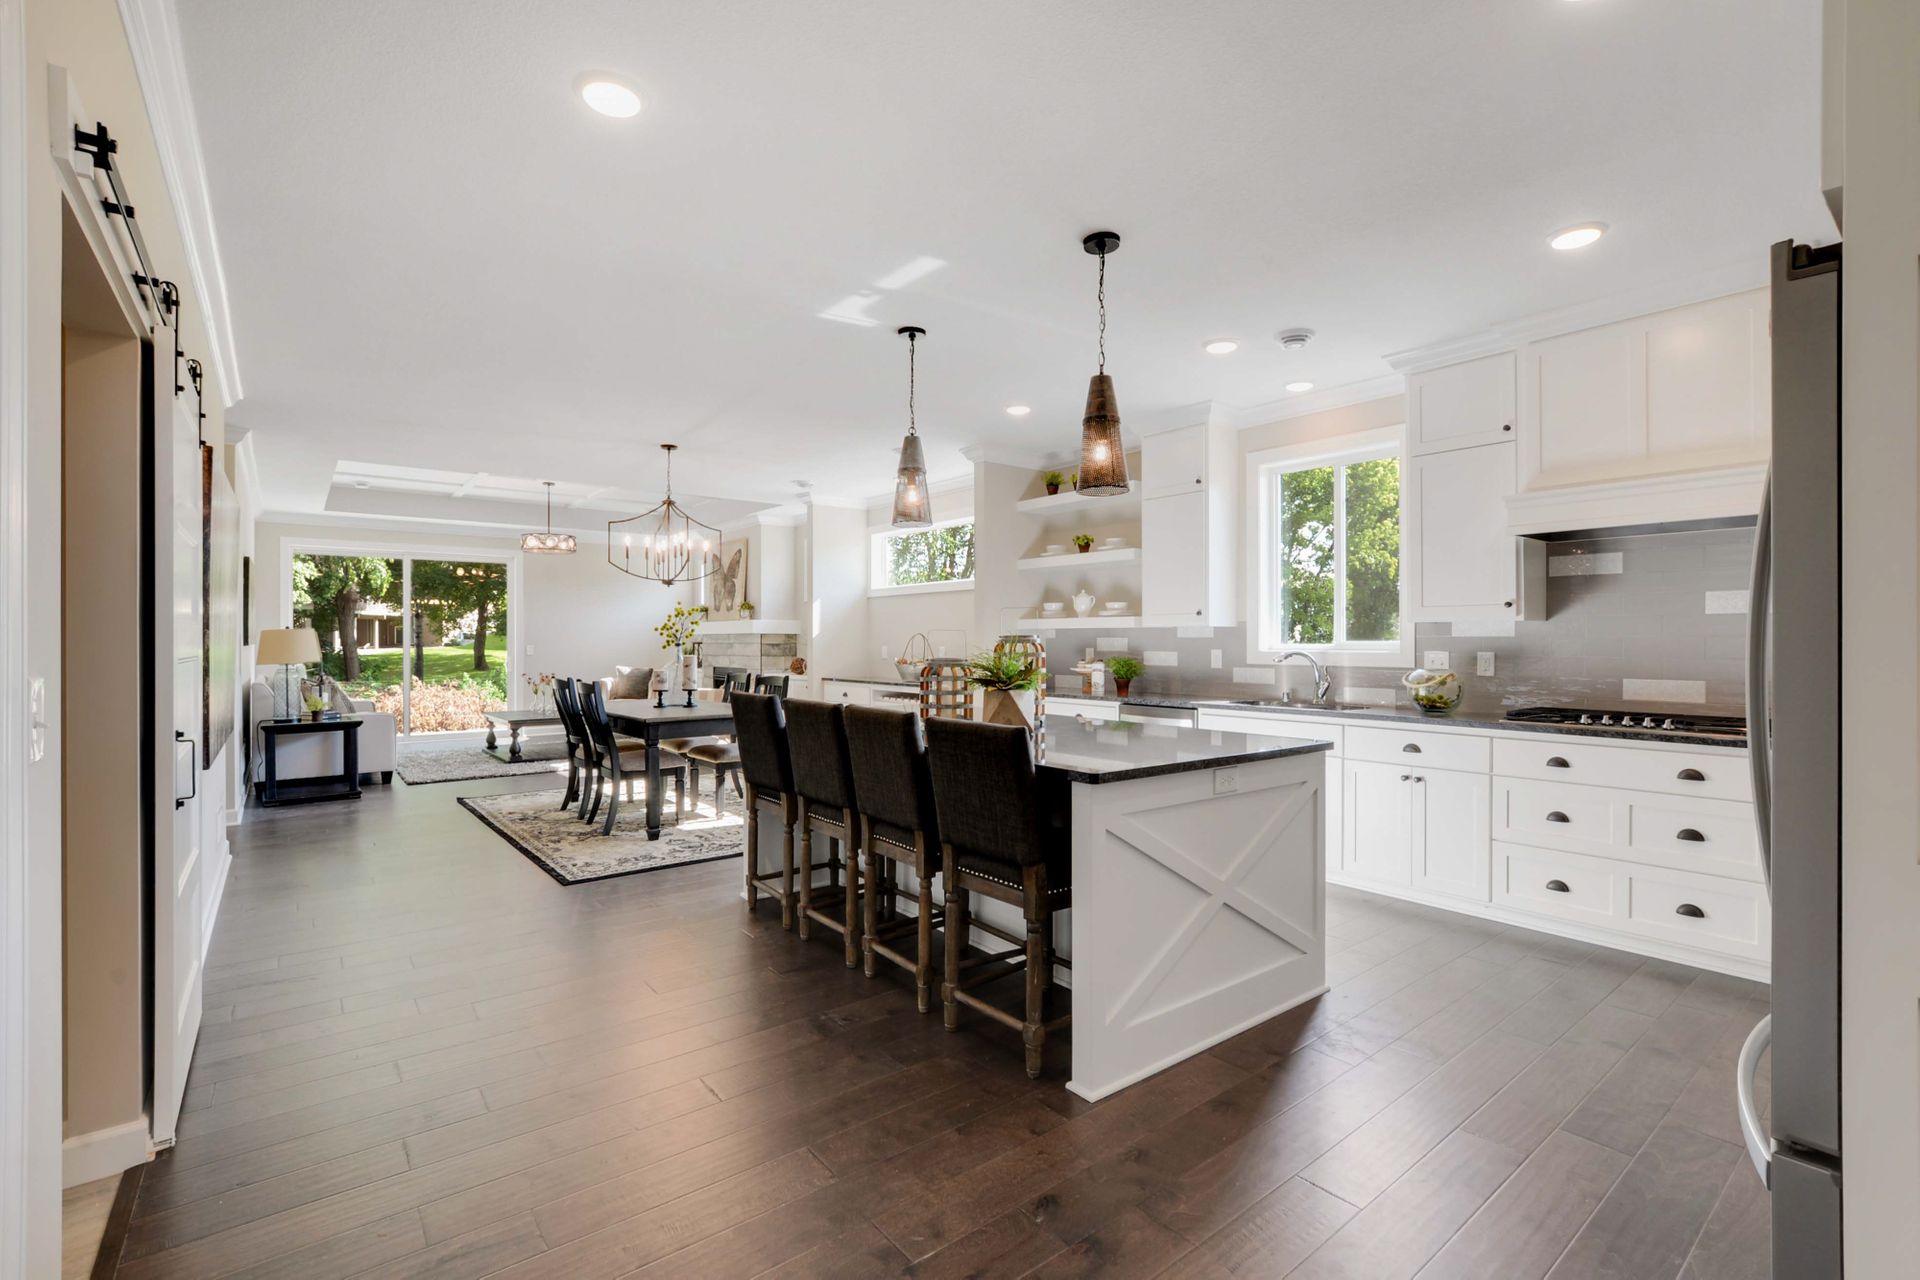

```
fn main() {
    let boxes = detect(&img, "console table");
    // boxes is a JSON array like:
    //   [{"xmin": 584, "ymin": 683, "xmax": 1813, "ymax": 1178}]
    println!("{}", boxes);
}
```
[{"xmin": 259, "ymin": 717, "xmax": 363, "ymax": 807}]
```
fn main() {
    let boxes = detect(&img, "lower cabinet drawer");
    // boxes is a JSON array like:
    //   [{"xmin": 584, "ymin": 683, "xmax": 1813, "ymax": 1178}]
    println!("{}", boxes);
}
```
[
  {"xmin": 1492, "ymin": 842, "xmax": 1622, "ymax": 927},
  {"xmin": 1347, "ymin": 725, "xmax": 1490, "ymax": 773},
  {"xmin": 1493, "ymin": 736, "xmax": 1750, "ymax": 802},
  {"xmin": 1050, "ymin": 697, "xmax": 1119, "ymax": 722},
  {"xmin": 1624, "ymin": 868, "xmax": 1769, "ymax": 961},
  {"xmin": 1493, "ymin": 779, "xmax": 1762, "ymax": 883},
  {"xmin": 1496, "ymin": 778, "xmax": 1619, "ymax": 849},
  {"xmin": 1625, "ymin": 796, "xmax": 1763, "ymax": 882}
]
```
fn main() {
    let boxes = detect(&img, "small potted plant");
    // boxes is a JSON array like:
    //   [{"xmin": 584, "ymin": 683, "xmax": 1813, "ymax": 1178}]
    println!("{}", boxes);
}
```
[
  {"xmin": 1042, "ymin": 470, "xmax": 1065, "ymax": 496},
  {"xmin": 1068, "ymin": 471, "xmax": 1079, "ymax": 491},
  {"xmin": 1104, "ymin": 655, "xmax": 1144, "ymax": 698},
  {"xmin": 302, "ymin": 690, "xmax": 329, "ymax": 722},
  {"xmin": 966, "ymin": 649, "xmax": 1043, "ymax": 734},
  {"xmin": 1072, "ymin": 533, "xmax": 1094, "ymax": 554},
  {"xmin": 739, "ymin": 599, "xmax": 756, "ymax": 620}
]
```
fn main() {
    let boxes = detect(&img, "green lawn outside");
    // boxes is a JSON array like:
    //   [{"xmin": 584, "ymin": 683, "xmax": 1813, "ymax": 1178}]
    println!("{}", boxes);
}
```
[{"xmin": 326, "ymin": 634, "xmax": 508, "ymax": 700}]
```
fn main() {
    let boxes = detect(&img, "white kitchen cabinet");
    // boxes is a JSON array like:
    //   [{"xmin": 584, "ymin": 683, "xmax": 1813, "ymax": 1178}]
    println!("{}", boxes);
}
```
[
  {"xmin": 1521, "ymin": 289, "xmax": 1770, "ymax": 491},
  {"xmin": 1402, "ymin": 440, "xmax": 1542, "ymax": 622},
  {"xmin": 1141, "ymin": 422, "xmax": 1209, "ymax": 498},
  {"xmin": 1048, "ymin": 696, "xmax": 1119, "ymax": 723},
  {"xmin": 1139, "ymin": 417, "xmax": 1237, "ymax": 626},
  {"xmin": 1343, "ymin": 760, "xmax": 1414, "ymax": 887},
  {"xmin": 1412, "ymin": 768, "xmax": 1491, "ymax": 902},
  {"xmin": 1408, "ymin": 352, "xmax": 1517, "ymax": 455},
  {"xmin": 1141, "ymin": 491, "xmax": 1208, "ymax": 622},
  {"xmin": 819, "ymin": 680, "xmax": 872, "ymax": 707}
]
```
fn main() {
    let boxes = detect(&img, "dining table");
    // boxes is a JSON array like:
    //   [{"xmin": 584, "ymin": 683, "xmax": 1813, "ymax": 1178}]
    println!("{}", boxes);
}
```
[{"xmin": 604, "ymin": 693, "xmax": 735, "ymax": 840}]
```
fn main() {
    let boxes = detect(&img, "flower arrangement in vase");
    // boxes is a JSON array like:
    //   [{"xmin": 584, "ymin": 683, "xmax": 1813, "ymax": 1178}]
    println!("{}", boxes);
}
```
[
  {"xmin": 966, "ymin": 649, "xmax": 1043, "ymax": 735},
  {"xmin": 655, "ymin": 604, "xmax": 704, "ymax": 705},
  {"xmin": 521, "ymin": 671, "xmax": 556, "ymax": 713}
]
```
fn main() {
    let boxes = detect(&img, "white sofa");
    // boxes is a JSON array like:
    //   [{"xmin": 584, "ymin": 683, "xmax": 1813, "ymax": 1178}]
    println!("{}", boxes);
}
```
[{"xmin": 246, "ymin": 679, "xmax": 398, "ymax": 789}]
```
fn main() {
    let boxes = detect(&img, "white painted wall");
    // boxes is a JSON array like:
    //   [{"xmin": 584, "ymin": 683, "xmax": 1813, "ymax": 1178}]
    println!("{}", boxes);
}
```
[{"xmin": 863, "ymin": 481, "xmax": 976, "ymax": 679}]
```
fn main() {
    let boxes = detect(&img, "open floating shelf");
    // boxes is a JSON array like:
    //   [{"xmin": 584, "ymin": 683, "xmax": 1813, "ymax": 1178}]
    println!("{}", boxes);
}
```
[
  {"xmin": 1016, "ymin": 546, "xmax": 1140, "ymax": 572},
  {"xmin": 1015, "ymin": 488, "xmax": 1142, "ymax": 516},
  {"xmin": 1023, "ymin": 613, "xmax": 1141, "ymax": 630}
]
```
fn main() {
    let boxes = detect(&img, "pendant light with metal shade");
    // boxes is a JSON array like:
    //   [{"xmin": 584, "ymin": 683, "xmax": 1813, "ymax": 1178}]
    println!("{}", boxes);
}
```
[
  {"xmin": 1077, "ymin": 230, "xmax": 1130, "ymax": 496},
  {"xmin": 891, "ymin": 325, "xmax": 932, "ymax": 527},
  {"xmin": 521, "ymin": 481, "xmax": 578, "ymax": 554}
]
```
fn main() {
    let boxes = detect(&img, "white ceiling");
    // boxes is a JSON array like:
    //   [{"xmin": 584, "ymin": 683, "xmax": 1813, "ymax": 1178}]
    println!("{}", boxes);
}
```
[{"xmin": 177, "ymin": 0, "xmax": 1832, "ymax": 521}]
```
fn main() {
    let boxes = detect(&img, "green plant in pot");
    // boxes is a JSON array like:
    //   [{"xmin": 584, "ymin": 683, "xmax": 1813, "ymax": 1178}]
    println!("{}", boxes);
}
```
[
  {"xmin": 1104, "ymin": 654, "xmax": 1144, "ymax": 697},
  {"xmin": 1042, "ymin": 470, "xmax": 1065, "ymax": 497},
  {"xmin": 1072, "ymin": 533, "xmax": 1094, "ymax": 553},
  {"xmin": 966, "ymin": 649, "xmax": 1043, "ymax": 733}
]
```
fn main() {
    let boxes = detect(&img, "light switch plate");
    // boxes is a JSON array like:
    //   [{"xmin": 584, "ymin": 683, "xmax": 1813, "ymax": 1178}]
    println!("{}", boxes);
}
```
[
  {"xmin": 1210, "ymin": 649, "xmax": 1223, "ymax": 669},
  {"xmin": 1213, "ymin": 767, "xmax": 1238, "ymax": 795},
  {"xmin": 1423, "ymin": 651, "xmax": 1451, "ymax": 671},
  {"xmin": 1476, "ymin": 651, "xmax": 1496, "ymax": 676},
  {"xmin": 29, "ymin": 676, "xmax": 45, "ymax": 763}
]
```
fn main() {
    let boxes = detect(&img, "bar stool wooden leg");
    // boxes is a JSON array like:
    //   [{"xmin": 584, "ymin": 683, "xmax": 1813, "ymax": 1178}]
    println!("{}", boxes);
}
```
[
  {"xmin": 861, "ymin": 840, "xmax": 881, "ymax": 979},
  {"xmin": 1024, "ymin": 868, "xmax": 1048, "ymax": 1079},
  {"xmin": 841, "ymin": 812, "xmax": 861, "ymax": 968},
  {"xmin": 779, "ymin": 797, "xmax": 796, "ymax": 931},
  {"xmin": 744, "ymin": 787, "xmax": 760, "ymax": 913},
  {"xmin": 796, "ymin": 805, "xmax": 814, "ymax": 940},
  {"xmin": 943, "ymin": 881, "xmax": 970, "ymax": 1031},
  {"xmin": 915, "ymin": 857, "xmax": 935, "ymax": 1013}
]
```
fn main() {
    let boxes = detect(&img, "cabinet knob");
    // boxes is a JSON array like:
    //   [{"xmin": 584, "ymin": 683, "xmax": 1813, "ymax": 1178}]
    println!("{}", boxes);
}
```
[
  {"xmin": 1546, "ymin": 879, "xmax": 1570, "ymax": 893},
  {"xmin": 1546, "ymin": 811, "xmax": 1570, "ymax": 823},
  {"xmin": 1676, "ymin": 768, "xmax": 1706, "ymax": 782},
  {"xmin": 1504, "ymin": 600, "xmax": 1514, "ymax": 609},
  {"xmin": 1675, "ymin": 902, "xmax": 1706, "ymax": 919},
  {"xmin": 1546, "ymin": 756, "xmax": 1570, "ymax": 768},
  {"xmin": 1401, "ymin": 743, "xmax": 1422, "ymax": 753},
  {"xmin": 1399, "ymin": 773, "xmax": 1410, "ymax": 781},
  {"xmin": 1194, "ymin": 477, "xmax": 1202, "ymax": 485},
  {"xmin": 1676, "ymin": 828, "xmax": 1706, "ymax": 842},
  {"xmin": 1502, "ymin": 423, "xmax": 1512, "ymax": 432}
]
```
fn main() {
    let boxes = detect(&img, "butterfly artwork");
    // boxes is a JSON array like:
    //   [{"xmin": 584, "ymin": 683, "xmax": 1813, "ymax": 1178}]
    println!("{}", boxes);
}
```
[{"xmin": 710, "ymin": 539, "xmax": 747, "ymax": 619}]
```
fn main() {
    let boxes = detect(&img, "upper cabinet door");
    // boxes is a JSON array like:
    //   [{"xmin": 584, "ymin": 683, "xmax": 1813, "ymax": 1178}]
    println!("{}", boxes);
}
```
[
  {"xmin": 1141, "ymin": 423, "xmax": 1208, "ymax": 498},
  {"xmin": 1141, "ymin": 490, "xmax": 1210, "ymax": 621},
  {"xmin": 1408, "ymin": 352, "xmax": 1517, "ymax": 455},
  {"xmin": 1521, "ymin": 289, "xmax": 1771, "ymax": 491},
  {"xmin": 1404, "ymin": 441, "xmax": 1520, "ymax": 622}
]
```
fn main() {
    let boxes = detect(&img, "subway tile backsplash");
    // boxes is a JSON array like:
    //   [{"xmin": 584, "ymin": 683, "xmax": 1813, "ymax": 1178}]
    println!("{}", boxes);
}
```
[{"xmin": 1047, "ymin": 526, "xmax": 1754, "ymax": 713}]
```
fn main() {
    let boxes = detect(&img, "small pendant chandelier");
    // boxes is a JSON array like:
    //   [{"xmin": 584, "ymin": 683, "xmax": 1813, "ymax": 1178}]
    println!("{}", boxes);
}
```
[
  {"xmin": 1077, "ymin": 230, "xmax": 1131, "ymax": 496},
  {"xmin": 521, "ymin": 481, "xmax": 578, "ymax": 554},
  {"xmin": 891, "ymin": 324, "xmax": 932, "ymax": 528},
  {"xmin": 607, "ymin": 444, "xmax": 720, "ymax": 585}
]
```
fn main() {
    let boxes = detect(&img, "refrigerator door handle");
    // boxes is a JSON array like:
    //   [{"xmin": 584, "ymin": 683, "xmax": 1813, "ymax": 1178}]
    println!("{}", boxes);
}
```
[
  {"xmin": 1738, "ymin": 1014, "xmax": 1773, "ymax": 1187},
  {"xmin": 1745, "ymin": 469, "xmax": 1773, "ymax": 892}
]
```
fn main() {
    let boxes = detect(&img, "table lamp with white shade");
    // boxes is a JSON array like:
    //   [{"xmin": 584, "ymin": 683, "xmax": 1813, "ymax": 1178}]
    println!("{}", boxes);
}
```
[{"xmin": 256, "ymin": 627, "xmax": 322, "ymax": 719}]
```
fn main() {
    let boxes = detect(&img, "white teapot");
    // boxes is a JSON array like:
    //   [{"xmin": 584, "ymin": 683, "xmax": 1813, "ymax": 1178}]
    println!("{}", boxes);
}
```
[{"xmin": 1071, "ymin": 589, "xmax": 1096, "ymax": 617}]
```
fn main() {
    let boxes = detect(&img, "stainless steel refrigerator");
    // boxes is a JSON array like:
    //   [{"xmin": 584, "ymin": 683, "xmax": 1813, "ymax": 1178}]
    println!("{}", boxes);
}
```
[{"xmin": 1741, "ymin": 237, "xmax": 1843, "ymax": 1275}]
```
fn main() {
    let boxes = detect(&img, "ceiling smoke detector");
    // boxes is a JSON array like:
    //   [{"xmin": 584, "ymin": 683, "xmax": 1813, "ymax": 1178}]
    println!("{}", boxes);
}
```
[{"xmin": 1275, "ymin": 328, "xmax": 1315, "ymax": 351}]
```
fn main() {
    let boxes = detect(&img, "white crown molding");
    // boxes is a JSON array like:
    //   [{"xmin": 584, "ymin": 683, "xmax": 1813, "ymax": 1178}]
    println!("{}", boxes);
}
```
[
  {"xmin": 1384, "ymin": 258, "xmax": 1769, "ymax": 374},
  {"xmin": 1232, "ymin": 373, "xmax": 1406, "ymax": 429},
  {"xmin": 960, "ymin": 442, "xmax": 1072, "ymax": 471},
  {"xmin": 116, "ymin": 0, "xmax": 244, "ymax": 406}
]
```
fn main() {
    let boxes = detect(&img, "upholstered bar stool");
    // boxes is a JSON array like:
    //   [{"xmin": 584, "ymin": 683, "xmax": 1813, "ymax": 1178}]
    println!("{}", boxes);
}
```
[
  {"xmin": 730, "ymin": 691, "xmax": 798, "ymax": 928},
  {"xmin": 844, "ymin": 705, "xmax": 945, "ymax": 1011},
  {"xmin": 925, "ymin": 717, "xmax": 1073, "ymax": 1078},
  {"xmin": 784, "ymin": 699, "xmax": 864, "ymax": 967}
]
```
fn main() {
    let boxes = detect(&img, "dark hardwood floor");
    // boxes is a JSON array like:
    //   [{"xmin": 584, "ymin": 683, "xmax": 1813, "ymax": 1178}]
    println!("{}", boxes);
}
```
[{"xmin": 114, "ymin": 767, "xmax": 1772, "ymax": 1278}]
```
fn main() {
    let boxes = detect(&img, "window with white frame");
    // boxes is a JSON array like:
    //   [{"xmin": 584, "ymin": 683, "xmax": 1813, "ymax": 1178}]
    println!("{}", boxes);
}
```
[
  {"xmin": 1252, "ymin": 433, "xmax": 1403, "ymax": 655},
  {"xmin": 871, "ymin": 518, "xmax": 975, "ymax": 592}
]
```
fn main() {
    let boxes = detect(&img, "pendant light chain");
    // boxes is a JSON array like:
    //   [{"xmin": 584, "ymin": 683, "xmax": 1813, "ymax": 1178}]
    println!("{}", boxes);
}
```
[
  {"xmin": 1097, "ymin": 249, "xmax": 1107, "ymax": 375},
  {"xmin": 908, "ymin": 329, "xmax": 918, "ymax": 436}
]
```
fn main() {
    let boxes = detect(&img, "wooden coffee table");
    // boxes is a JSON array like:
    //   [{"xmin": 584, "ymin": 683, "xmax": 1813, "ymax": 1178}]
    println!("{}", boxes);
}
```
[{"xmin": 483, "ymin": 709, "xmax": 563, "ymax": 761}]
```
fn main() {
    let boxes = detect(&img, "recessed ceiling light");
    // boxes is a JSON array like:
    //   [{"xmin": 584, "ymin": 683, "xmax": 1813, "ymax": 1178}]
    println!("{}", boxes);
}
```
[
  {"xmin": 1005, "ymin": 404, "xmax": 1031, "ymax": 417},
  {"xmin": 1549, "ymin": 222, "xmax": 1608, "ymax": 251},
  {"xmin": 1204, "ymin": 339, "xmax": 1239, "ymax": 355},
  {"xmin": 577, "ymin": 75, "xmax": 642, "ymax": 118},
  {"xmin": 1285, "ymin": 381, "xmax": 1315, "ymax": 393}
]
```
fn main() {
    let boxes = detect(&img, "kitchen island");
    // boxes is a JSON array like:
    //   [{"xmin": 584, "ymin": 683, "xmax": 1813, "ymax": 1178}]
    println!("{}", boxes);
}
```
[{"xmin": 1035, "ymin": 717, "xmax": 1332, "ymax": 1100}]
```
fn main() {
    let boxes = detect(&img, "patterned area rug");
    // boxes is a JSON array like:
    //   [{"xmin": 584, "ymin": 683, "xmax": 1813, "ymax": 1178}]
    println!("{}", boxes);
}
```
[
  {"xmin": 396, "ymin": 744, "xmax": 569, "ymax": 785},
  {"xmin": 458, "ymin": 787, "xmax": 744, "ymax": 885}
]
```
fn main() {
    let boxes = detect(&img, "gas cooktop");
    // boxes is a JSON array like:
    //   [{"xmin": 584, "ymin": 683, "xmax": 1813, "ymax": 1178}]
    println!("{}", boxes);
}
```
[{"xmin": 1503, "ymin": 706, "xmax": 1748, "ymax": 738}]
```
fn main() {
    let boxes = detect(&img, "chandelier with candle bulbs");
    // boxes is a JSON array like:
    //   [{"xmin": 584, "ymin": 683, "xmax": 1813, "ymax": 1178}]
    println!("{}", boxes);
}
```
[{"xmin": 606, "ymin": 444, "xmax": 720, "ymax": 586}]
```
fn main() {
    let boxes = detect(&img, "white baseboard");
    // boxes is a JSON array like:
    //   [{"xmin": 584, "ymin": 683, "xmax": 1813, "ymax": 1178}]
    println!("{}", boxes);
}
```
[
  {"xmin": 201, "ymin": 848, "xmax": 231, "ymax": 963},
  {"xmin": 62, "ymin": 1119, "xmax": 150, "ymax": 1188}
]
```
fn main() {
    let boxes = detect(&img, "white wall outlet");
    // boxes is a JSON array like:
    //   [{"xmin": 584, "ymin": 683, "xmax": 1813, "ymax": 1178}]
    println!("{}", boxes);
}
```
[
  {"xmin": 29, "ymin": 676, "xmax": 46, "ymax": 763},
  {"xmin": 1213, "ymin": 767, "xmax": 1239, "ymax": 795},
  {"xmin": 524, "ymin": 644, "xmax": 535, "ymax": 657},
  {"xmin": 1476, "ymin": 651, "xmax": 1496, "ymax": 676},
  {"xmin": 880, "ymin": 644, "xmax": 891, "ymax": 659},
  {"xmin": 1422, "ymin": 651, "xmax": 1451, "ymax": 671},
  {"xmin": 1210, "ymin": 649, "xmax": 1223, "ymax": 669}
]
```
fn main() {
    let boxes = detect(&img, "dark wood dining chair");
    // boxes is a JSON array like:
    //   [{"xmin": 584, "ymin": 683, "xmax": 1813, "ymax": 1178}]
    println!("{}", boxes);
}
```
[
  {"xmin": 753, "ymin": 673, "xmax": 790, "ymax": 697},
  {"xmin": 732, "ymin": 690, "xmax": 797, "ymax": 929},
  {"xmin": 785, "ymin": 699, "xmax": 863, "ymax": 967},
  {"xmin": 925, "ymin": 716, "xmax": 1072, "ymax": 1078},
  {"xmin": 845, "ymin": 705, "xmax": 945, "ymax": 1011},
  {"xmin": 553, "ymin": 677, "xmax": 592, "ymax": 812},
  {"xmin": 579, "ymin": 681, "xmax": 686, "ymax": 836}
]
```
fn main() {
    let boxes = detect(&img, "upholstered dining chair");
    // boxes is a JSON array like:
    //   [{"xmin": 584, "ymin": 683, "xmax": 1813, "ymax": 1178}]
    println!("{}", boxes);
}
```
[
  {"xmin": 784, "ymin": 699, "xmax": 864, "ymax": 967},
  {"xmin": 578, "ymin": 681, "xmax": 687, "ymax": 836},
  {"xmin": 731, "ymin": 691, "xmax": 797, "ymax": 929},
  {"xmin": 844, "ymin": 705, "xmax": 945, "ymax": 1012},
  {"xmin": 925, "ymin": 716, "xmax": 1073, "ymax": 1078}
]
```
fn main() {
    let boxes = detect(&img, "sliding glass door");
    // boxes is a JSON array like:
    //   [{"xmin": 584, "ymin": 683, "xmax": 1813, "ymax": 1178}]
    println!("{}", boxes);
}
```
[{"xmin": 290, "ymin": 550, "xmax": 511, "ymax": 735}]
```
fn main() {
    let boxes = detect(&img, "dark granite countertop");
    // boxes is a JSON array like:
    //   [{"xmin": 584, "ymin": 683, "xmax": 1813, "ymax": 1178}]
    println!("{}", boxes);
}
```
[
  {"xmin": 823, "ymin": 675, "xmax": 921, "ymax": 687},
  {"xmin": 1043, "ymin": 687, "xmax": 1748, "ymax": 750},
  {"xmin": 1036, "ymin": 717, "xmax": 1331, "ymax": 785}
]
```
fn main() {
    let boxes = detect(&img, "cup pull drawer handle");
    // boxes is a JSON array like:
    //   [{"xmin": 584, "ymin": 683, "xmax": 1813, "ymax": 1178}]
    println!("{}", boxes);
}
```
[
  {"xmin": 1677, "ymin": 768, "xmax": 1706, "ymax": 782},
  {"xmin": 1545, "ymin": 879, "xmax": 1570, "ymax": 893},
  {"xmin": 1402, "ymin": 743, "xmax": 1422, "ymax": 753},
  {"xmin": 1675, "ymin": 903, "xmax": 1707, "ymax": 919},
  {"xmin": 1546, "ymin": 811, "xmax": 1570, "ymax": 823},
  {"xmin": 1546, "ymin": 756, "xmax": 1570, "ymax": 768},
  {"xmin": 1677, "ymin": 828, "xmax": 1706, "ymax": 842}
]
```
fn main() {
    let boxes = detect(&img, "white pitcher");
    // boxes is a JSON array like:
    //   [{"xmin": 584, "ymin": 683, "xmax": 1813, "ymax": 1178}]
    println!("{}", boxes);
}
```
[{"xmin": 1072, "ymin": 589, "xmax": 1096, "ymax": 617}]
